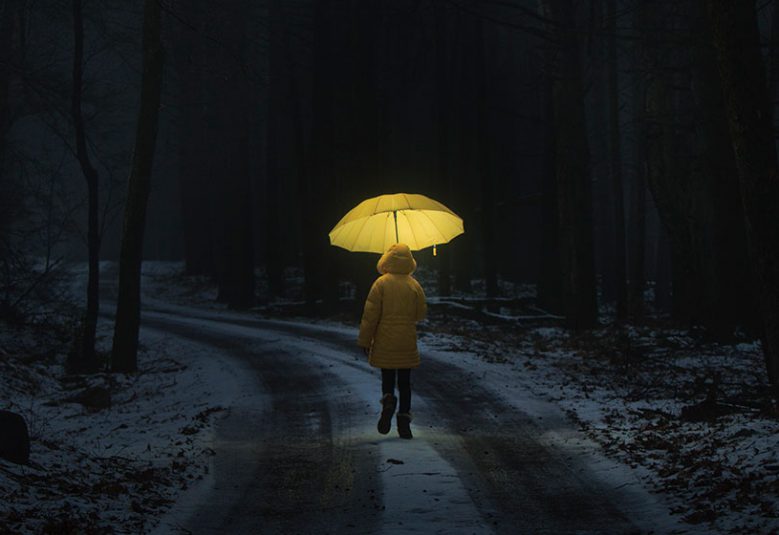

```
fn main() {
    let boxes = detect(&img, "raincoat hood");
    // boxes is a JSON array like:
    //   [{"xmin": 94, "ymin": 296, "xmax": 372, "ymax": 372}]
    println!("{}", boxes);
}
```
[{"xmin": 377, "ymin": 243, "xmax": 417, "ymax": 275}]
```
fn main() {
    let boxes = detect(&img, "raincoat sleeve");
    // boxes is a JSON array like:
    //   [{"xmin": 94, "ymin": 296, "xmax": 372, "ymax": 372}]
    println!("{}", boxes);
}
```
[
  {"xmin": 358, "ymin": 279, "xmax": 383, "ymax": 348},
  {"xmin": 414, "ymin": 280, "xmax": 427, "ymax": 322}
]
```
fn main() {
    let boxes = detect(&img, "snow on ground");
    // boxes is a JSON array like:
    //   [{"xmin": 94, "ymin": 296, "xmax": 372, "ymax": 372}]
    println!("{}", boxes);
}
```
[
  {"xmin": 139, "ymin": 261, "xmax": 779, "ymax": 534},
  {"xmin": 0, "ymin": 306, "xmax": 264, "ymax": 533},
  {"xmin": 4, "ymin": 260, "xmax": 778, "ymax": 533},
  {"xmin": 418, "ymin": 322, "xmax": 779, "ymax": 534},
  {"xmin": 141, "ymin": 261, "xmax": 779, "ymax": 533}
]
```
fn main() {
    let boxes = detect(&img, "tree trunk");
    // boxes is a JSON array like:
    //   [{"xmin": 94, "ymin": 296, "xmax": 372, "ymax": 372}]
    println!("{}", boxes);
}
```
[
  {"xmin": 305, "ymin": 0, "xmax": 337, "ymax": 309},
  {"xmin": 628, "ymin": 3, "xmax": 647, "ymax": 320},
  {"xmin": 654, "ymin": 226, "xmax": 672, "ymax": 311},
  {"xmin": 173, "ymin": 0, "xmax": 214, "ymax": 278},
  {"xmin": 452, "ymin": 8, "xmax": 473, "ymax": 294},
  {"xmin": 0, "ymin": 2, "xmax": 24, "ymax": 277},
  {"xmin": 435, "ymin": 0, "xmax": 452, "ymax": 298},
  {"xmin": 214, "ymin": 116, "xmax": 255, "ymax": 310},
  {"xmin": 539, "ymin": 0, "xmax": 598, "ymax": 328},
  {"xmin": 208, "ymin": 2, "xmax": 255, "ymax": 310},
  {"xmin": 537, "ymin": 75, "xmax": 562, "ymax": 314},
  {"xmin": 768, "ymin": 0, "xmax": 779, "ymax": 123},
  {"xmin": 475, "ymin": 19, "xmax": 498, "ymax": 298},
  {"xmin": 628, "ymin": 174, "xmax": 647, "ymax": 320},
  {"xmin": 341, "ymin": 0, "xmax": 381, "ymax": 312},
  {"xmin": 706, "ymin": 0, "xmax": 779, "ymax": 387},
  {"xmin": 284, "ymin": 21, "xmax": 309, "ymax": 304},
  {"xmin": 607, "ymin": 0, "xmax": 627, "ymax": 320},
  {"xmin": 641, "ymin": 0, "xmax": 707, "ymax": 327},
  {"xmin": 589, "ymin": 0, "xmax": 615, "ymax": 307},
  {"xmin": 265, "ymin": 0, "xmax": 286, "ymax": 299},
  {"xmin": 0, "ymin": 2, "xmax": 20, "ymax": 143},
  {"xmin": 111, "ymin": 0, "xmax": 164, "ymax": 373},
  {"xmin": 690, "ymin": 0, "xmax": 753, "ymax": 337},
  {"xmin": 68, "ymin": 0, "xmax": 100, "ymax": 373}
]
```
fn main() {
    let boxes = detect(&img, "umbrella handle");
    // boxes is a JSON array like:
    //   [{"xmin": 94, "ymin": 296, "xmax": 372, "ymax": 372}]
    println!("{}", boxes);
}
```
[
  {"xmin": 393, "ymin": 210, "xmax": 399, "ymax": 243},
  {"xmin": 433, "ymin": 244, "xmax": 437, "ymax": 256}
]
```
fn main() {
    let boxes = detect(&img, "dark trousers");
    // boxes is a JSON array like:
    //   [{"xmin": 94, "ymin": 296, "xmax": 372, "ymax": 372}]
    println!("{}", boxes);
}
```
[{"xmin": 381, "ymin": 368, "xmax": 411, "ymax": 414}]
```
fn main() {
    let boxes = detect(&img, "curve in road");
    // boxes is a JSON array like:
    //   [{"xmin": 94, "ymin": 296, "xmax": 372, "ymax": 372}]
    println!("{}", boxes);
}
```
[{"xmin": 143, "ymin": 305, "xmax": 686, "ymax": 535}]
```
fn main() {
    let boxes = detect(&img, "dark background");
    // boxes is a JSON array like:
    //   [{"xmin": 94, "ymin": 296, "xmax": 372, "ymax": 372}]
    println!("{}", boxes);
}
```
[{"xmin": 1, "ymin": 0, "xmax": 778, "ymax": 383}]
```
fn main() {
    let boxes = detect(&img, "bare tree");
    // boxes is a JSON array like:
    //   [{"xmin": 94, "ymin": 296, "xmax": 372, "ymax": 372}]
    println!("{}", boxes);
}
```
[
  {"xmin": 172, "ymin": 0, "xmax": 215, "ymax": 278},
  {"xmin": 67, "ymin": 0, "xmax": 101, "ymax": 373},
  {"xmin": 265, "ymin": 0, "xmax": 287, "ymax": 300},
  {"xmin": 474, "ymin": 17, "xmax": 499, "ymax": 299},
  {"xmin": 434, "ymin": 0, "xmax": 453, "ymax": 297},
  {"xmin": 111, "ymin": 0, "xmax": 164, "ymax": 373},
  {"xmin": 705, "ymin": 0, "xmax": 779, "ymax": 388},
  {"xmin": 304, "ymin": 0, "xmax": 337, "ymax": 309},
  {"xmin": 209, "ymin": 2, "xmax": 255, "ymax": 310},
  {"xmin": 689, "ymin": 0, "xmax": 752, "ymax": 336},
  {"xmin": 0, "ymin": 2, "xmax": 23, "ymax": 282},
  {"xmin": 606, "ymin": 0, "xmax": 627, "ymax": 320},
  {"xmin": 538, "ymin": 0, "xmax": 598, "ymax": 329},
  {"xmin": 340, "ymin": 0, "xmax": 382, "ymax": 312},
  {"xmin": 628, "ymin": 1, "xmax": 647, "ymax": 320}
]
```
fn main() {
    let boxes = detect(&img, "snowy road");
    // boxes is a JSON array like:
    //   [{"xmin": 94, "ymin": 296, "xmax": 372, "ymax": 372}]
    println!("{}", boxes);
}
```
[{"xmin": 140, "ymin": 304, "xmax": 684, "ymax": 535}]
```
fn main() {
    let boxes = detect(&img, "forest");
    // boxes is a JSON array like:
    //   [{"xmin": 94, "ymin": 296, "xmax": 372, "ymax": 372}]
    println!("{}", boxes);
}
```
[{"xmin": 1, "ymin": 0, "xmax": 779, "ymax": 533}]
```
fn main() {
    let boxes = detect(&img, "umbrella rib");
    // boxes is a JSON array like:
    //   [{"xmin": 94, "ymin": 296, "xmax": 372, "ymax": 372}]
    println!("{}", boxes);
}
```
[
  {"xmin": 376, "ymin": 213, "xmax": 390, "ymax": 251},
  {"xmin": 404, "ymin": 210, "xmax": 423, "ymax": 249},
  {"xmin": 422, "ymin": 211, "xmax": 451, "ymax": 243},
  {"xmin": 348, "ymin": 218, "xmax": 365, "ymax": 251},
  {"xmin": 417, "ymin": 211, "xmax": 441, "ymax": 243},
  {"xmin": 402, "ymin": 192, "xmax": 413, "ymax": 212},
  {"xmin": 355, "ymin": 215, "xmax": 378, "ymax": 252}
]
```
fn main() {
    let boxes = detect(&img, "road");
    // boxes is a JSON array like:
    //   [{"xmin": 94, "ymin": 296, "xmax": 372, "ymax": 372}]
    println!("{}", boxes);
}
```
[{"xmin": 140, "ymin": 304, "xmax": 684, "ymax": 535}]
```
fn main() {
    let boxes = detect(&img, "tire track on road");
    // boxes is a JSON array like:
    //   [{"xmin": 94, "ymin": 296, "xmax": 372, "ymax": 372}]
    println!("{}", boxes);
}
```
[
  {"xmin": 141, "ymin": 305, "xmax": 675, "ymax": 534},
  {"xmin": 141, "ymin": 314, "xmax": 383, "ymax": 535}
]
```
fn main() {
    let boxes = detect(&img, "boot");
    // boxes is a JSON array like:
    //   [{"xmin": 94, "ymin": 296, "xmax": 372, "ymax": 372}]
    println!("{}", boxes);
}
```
[
  {"xmin": 377, "ymin": 394, "xmax": 397, "ymax": 435},
  {"xmin": 397, "ymin": 412, "xmax": 413, "ymax": 439}
]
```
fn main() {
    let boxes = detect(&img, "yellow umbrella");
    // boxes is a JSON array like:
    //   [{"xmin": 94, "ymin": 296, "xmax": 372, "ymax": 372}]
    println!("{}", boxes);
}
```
[{"xmin": 328, "ymin": 192, "xmax": 464, "ymax": 254}]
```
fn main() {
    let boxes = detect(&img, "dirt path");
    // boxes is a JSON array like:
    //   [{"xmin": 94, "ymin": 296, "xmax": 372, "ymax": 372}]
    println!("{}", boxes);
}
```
[{"xmin": 143, "ymin": 305, "xmax": 683, "ymax": 535}]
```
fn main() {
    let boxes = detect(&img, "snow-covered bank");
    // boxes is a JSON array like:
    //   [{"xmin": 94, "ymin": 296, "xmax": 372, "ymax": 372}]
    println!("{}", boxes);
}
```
[
  {"xmin": 0, "ymin": 315, "xmax": 263, "ymax": 534},
  {"xmin": 418, "ymin": 324, "xmax": 779, "ymax": 534}
]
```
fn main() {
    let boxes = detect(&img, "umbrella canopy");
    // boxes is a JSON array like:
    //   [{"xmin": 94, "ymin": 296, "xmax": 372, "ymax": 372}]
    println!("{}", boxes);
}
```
[{"xmin": 328, "ymin": 192, "xmax": 464, "ymax": 253}]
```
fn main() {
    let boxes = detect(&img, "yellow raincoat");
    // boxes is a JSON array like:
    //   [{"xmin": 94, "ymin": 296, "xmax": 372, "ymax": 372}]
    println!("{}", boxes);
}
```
[{"xmin": 358, "ymin": 243, "xmax": 427, "ymax": 369}]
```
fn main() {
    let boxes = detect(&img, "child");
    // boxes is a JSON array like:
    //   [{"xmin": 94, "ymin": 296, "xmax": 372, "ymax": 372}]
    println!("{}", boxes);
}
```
[{"xmin": 358, "ymin": 243, "xmax": 427, "ymax": 439}]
